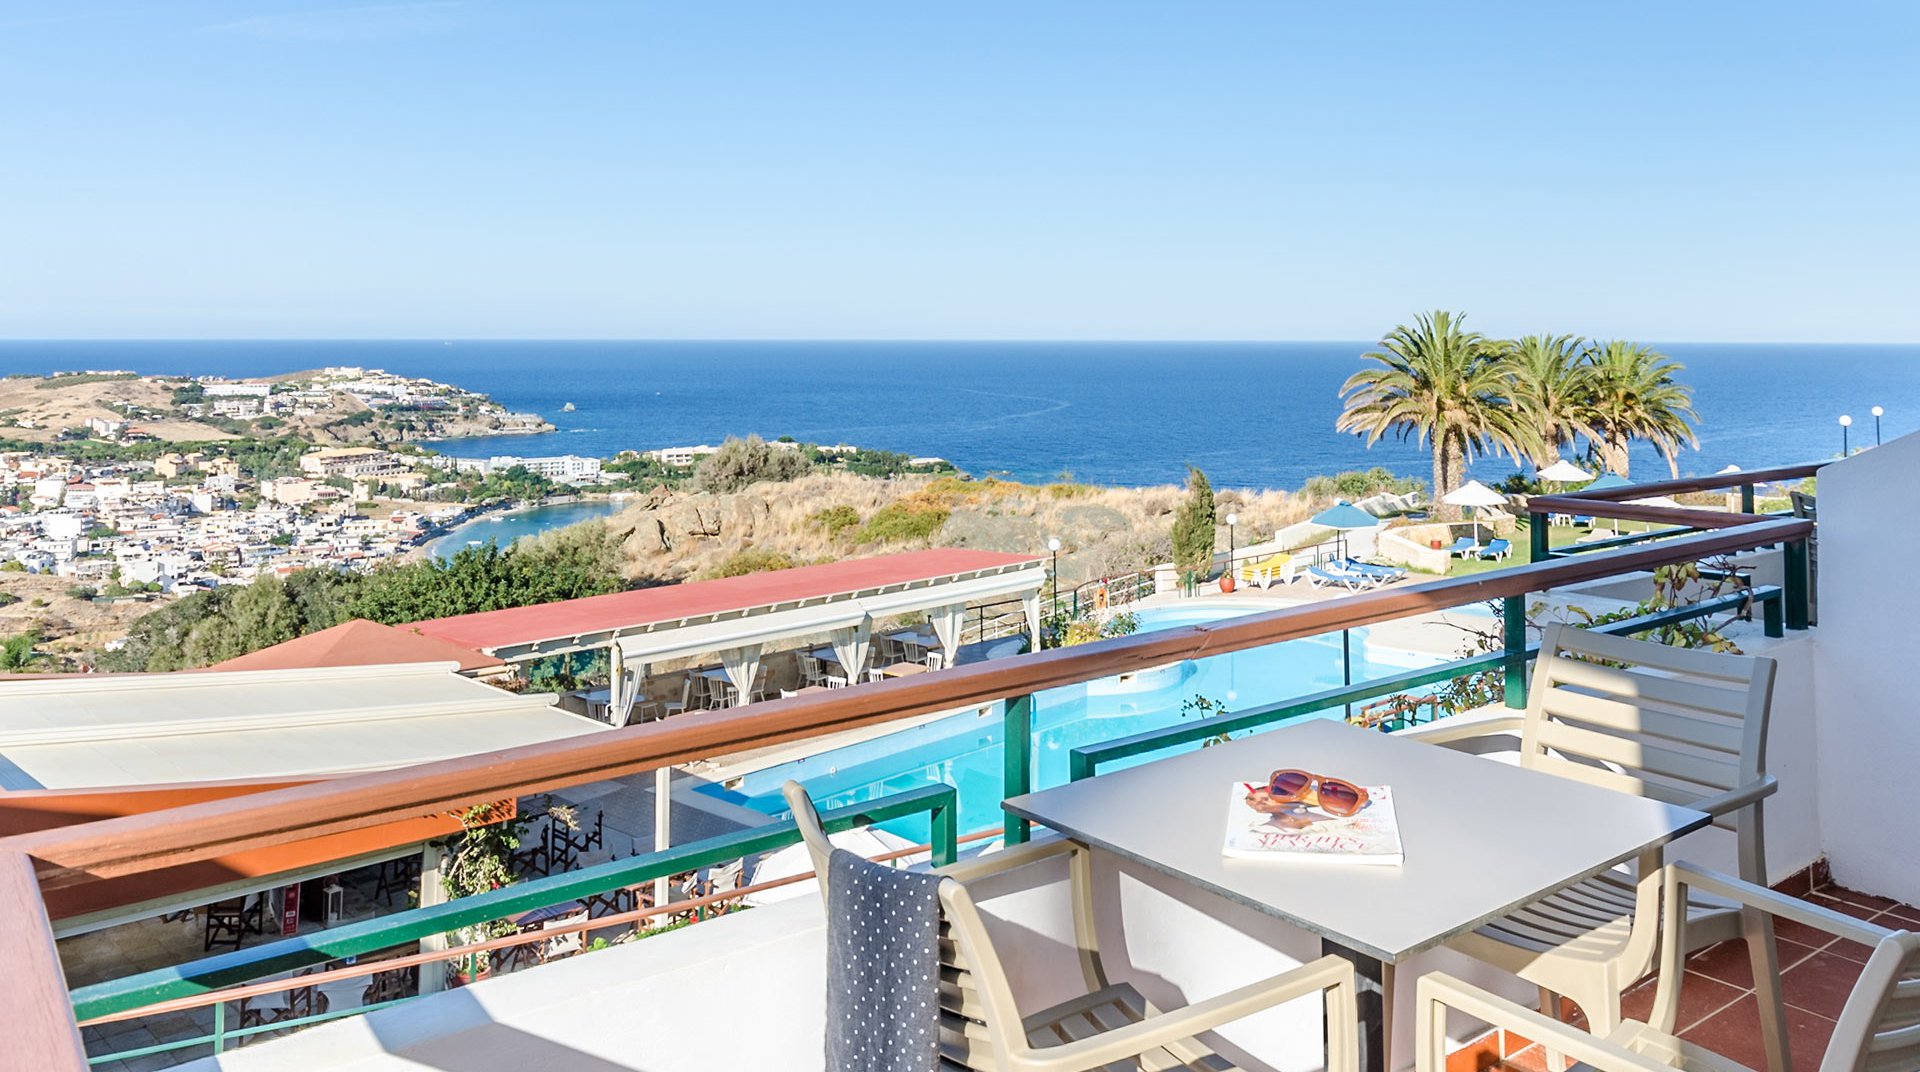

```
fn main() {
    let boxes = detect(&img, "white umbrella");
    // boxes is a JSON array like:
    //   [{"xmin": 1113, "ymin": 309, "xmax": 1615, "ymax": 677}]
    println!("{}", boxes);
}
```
[
  {"xmin": 1440, "ymin": 480, "xmax": 1508, "ymax": 543},
  {"xmin": 1535, "ymin": 459, "xmax": 1593, "ymax": 483},
  {"xmin": 743, "ymin": 825, "xmax": 919, "ymax": 906}
]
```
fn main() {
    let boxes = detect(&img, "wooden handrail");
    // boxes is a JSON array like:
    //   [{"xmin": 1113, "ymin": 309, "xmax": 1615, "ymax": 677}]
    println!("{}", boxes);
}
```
[
  {"xmin": 0, "ymin": 514, "xmax": 1811, "ymax": 892},
  {"xmin": 0, "ymin": 852, "xmax": 88, "ymax": 1067}
]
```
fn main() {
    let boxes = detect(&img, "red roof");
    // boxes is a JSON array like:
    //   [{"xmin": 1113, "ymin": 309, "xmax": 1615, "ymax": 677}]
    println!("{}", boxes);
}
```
[
  {"xmin": 209, "ymin": 619, "xmax": 502, "ymax": 674},
  {"xmin": 408, "ymin": 548, "xmax": 1042, "ymax": 653}
]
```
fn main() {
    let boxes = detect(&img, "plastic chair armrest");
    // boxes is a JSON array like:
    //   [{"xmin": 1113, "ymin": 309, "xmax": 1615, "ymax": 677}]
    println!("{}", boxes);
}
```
[
  {"xmin": 1688, "ymin": 775, "xmax": 1778, "ymax": 819},
  {"xmin": 1668, "ymin": 862, "xmax": 1892, "ymax": 948},
  {"xmin": 1414, "ymin": 973, "xmax": 1673, "ymax": 1072},
  {"xmin": 1015, "ymin": 955, "xmax": 1359, "ymax": 1072}
]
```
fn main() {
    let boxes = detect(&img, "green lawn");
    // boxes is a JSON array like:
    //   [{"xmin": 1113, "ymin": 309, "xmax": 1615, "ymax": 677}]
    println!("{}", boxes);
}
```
[{"xmin": 1434, "ymin": 516, "xmax": 1678, "ymax": 577}]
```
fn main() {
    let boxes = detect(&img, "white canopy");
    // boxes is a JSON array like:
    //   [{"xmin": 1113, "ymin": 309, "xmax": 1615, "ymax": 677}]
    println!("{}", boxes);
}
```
[
  {"xmin": 1440, "ymin": 480, "xmax": 1508, "ymax": 508},
  {"xmin": 0, "ymin": 663, "xmax": 602, "ymax": 791},
  {"xmin": 1536, "ymin": 459, "xmax": 1594, "ymax": 483}
]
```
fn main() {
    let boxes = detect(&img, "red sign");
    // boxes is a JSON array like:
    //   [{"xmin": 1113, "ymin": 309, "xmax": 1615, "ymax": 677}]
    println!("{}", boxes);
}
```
[{"xmin": 280, "ymin": 884, "xmax": 301, "ymax": 936}]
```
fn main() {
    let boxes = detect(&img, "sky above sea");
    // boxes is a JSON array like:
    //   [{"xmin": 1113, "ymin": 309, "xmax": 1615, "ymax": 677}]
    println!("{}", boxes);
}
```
[
  {"xmin": 2, "ymin": 4, "xmax": 1915, "ymax": 340},
  {"xmin": 0, "ymin": 340, "xmax": 1911, "ymax": 490}
]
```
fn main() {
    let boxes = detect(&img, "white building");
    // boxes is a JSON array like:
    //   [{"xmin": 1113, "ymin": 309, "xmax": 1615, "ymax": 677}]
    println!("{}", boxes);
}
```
[
  {"xmin": 484, "ymin": 454, "xmax": 603, "ymax": 483},
  {"xmin": 200, "ymin": 382, "xmax": 272, "ymax": 398},
  {"xmin": 642, "ymin": 444, "xmax": 720, "ymax": 467}
]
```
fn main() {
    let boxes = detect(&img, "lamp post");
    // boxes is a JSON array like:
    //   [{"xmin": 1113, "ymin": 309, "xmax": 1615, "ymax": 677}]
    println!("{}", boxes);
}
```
[
  {"xmin": 1840, "ymin": 414, "xmax": 1852, "ymax": 457},
  {"xmin": 1047, "ymin": 536, "xmax": 1061, "ymax": 615},
  {"xmin": 1224, "ymin": 512, "xmax": 1237, "ymax": 579},
  {"xmin": 1873, "ymin": 406, "xmax": 1884, "ymax": 446}
]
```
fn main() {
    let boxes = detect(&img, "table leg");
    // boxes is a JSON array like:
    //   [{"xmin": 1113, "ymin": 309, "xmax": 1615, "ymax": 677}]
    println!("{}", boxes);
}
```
[{"xmin": 1322, "ymin": 938, "xmax": 1388, "ymax": 1072}]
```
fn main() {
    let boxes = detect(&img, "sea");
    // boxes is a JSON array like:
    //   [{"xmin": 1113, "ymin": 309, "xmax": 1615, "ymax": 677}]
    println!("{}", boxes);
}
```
[{"xmin": 3, "ymin": 339, "xmax": 1913, "ymax": 492}]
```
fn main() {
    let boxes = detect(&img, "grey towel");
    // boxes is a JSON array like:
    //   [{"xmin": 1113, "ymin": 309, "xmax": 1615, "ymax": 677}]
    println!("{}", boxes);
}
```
[{"xmin": 825, "ymin": 848, "xmax": 945, "ymax": 1072}]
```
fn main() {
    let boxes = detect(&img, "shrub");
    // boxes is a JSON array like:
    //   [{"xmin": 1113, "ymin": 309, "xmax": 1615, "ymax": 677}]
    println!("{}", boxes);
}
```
[
  {"xmin": 704, "ymin": 548, "xmax": 797, "ymax": 578},
  {"xmin": 691, "ymin": 435, "xmax": 813, "ymax": 493},
  {"xmin": 1169, "ymin": 466, "xmax": 1216, "ymax": 583},
  {"xmin": 855, "ymin": 501, "xmax": 950, "ymax": 545},
  {"xmin": 809, "ymin": 505, "xmax": 861, "ymax": 536}
]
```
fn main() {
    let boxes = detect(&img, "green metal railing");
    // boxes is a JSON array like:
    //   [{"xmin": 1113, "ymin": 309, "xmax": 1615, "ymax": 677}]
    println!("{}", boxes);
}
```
[
  {"xmin": 1063, "ymin": 586, "xmax": 1783, "ymax": 781},
  {"xmin": 75, "ymin": 785, "xmax": 958, "ymax": 1062}
]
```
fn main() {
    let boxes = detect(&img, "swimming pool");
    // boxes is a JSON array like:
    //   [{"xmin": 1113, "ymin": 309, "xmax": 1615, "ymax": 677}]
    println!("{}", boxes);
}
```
[{"xmin": 697, "ymin": 601, "xmax": 1461, "ymax": 837}]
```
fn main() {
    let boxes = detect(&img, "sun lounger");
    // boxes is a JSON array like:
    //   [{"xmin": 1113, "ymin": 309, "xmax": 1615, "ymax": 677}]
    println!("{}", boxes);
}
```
[
  {"xmin": 1445, "ymin": 537, "xmax": 1480, "ymax": 557},
  {"xmin": 1309, "ymin": 563, "xmax": 1372, "ymax": 590},
  {"xmin": 1338, "ymin": 558, "xmax": 1406, "ymax": 583},
  {"xmin": 1479, "ymin": 538, "xmax": 1512, "ymax": 561},
  {"xmin": 1240, "ymin": 552, "xmax": 1299, "ymax": 589}
]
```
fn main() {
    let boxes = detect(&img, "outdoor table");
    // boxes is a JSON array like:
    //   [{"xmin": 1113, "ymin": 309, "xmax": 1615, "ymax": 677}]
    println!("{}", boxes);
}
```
[
  {"xmin": 879, "ymin": 662, "xmax": 930, "ymax": 678},
  {"xmin": 1003, "ymin": 718, "xmax": 1708, "ymax": 1072}
]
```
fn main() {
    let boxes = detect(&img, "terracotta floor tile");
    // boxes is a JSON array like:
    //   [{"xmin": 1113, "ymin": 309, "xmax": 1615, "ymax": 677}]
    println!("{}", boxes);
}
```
[
  {"xmin": 1620, "ymin": 970, "xmax": 1745, "ymax": 1032},
  {"xmin": 1770, "ymin": 868, "xmax": 1815, "ymax": 898},
  {"xmin": 1498, "ymin": 1043, "xmax": 1551, "ymax": 1072},
  {"xmin": 1779, "ymin": 949, "xmax": 1867, "ymax": 1020},
  {"xmin": 1688, "ymin": 936, "xmax": 1820, "ymax": 988},
  {"xmin": 1772, "ymin": 914, "xmax": 1840, "ymax": 949},
  {"xmin": 1808, "ymin": 893, "xmax": 1886, "ymax": 922},
  {"xmin": 1680, "ymin": 994, "xmax": 1837, "ymax": 1071},
  {"xmin": 1825, "ymin": 936, "xmax": 1877, "ymax": 965},
  {"xmin": 1877, "ymin": 903, "xmax": 1920, "ymax": 928},
  {"xmin": 1821, "ymin": 885, "xmax": 1899, "ymax": 913},
  {"xmin": 1446, "ymin": 1031, "xmax": 1504, "ymax": 1072}
]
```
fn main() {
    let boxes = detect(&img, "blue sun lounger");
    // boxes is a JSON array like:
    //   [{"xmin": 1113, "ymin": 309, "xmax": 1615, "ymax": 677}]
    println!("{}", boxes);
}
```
[
  {"xmin": 1445, "ymin": 537, "xmax": 1480, "ymax": 557},
  {"xmin": 1478, "ymin": 538, "xmax": 1512, "ymax": 561},
  {"xmin": 1308, "ymin": 563, "xmax": 1371, "ymax": 590},
  {"xmin": 1339, "ymin": 558, "xmax": 1406, "ymax": 582}
]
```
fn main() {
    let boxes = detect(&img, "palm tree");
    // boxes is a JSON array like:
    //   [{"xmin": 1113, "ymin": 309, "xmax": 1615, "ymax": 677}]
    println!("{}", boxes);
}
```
[
  {"xmin": 1506, "ymin": 333, "xmax": 1598, "ymax": 467},
  {"xmin": 1337, "ymin": 311, "xmax": 1535, "ymax": 515},
  {"xmin": 1583, "ymin": 340, "xmax": 1699, "ymax": 477}
]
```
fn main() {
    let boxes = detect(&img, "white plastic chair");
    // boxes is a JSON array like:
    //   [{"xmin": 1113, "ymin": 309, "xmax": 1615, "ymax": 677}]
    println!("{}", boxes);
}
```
[
  {"xmin": 1423, "ymin": 623, "xmax": 1778, "ymax": 1041},
  {"xmin": 1415, "ymin": 862, "xmax": 1920, "ymax": 1072},
  {"xmin": 781, "ymin": 782, "xmax": 1362, "ymax": 1072}
]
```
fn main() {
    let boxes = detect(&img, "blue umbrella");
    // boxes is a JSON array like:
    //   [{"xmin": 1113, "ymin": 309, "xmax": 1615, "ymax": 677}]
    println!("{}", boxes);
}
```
[
  {"xmin": 1310, "ymin": 500, "xmax": 1378, "ymax": 561},
  {"xmin": 1583, "ymin": 473, "xmax": 1632, "ymax": 491}
]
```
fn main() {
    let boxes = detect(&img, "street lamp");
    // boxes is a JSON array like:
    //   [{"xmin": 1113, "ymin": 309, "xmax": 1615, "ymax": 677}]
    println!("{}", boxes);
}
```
[
  {"xmin": 1224, "ymin": 512, "xmax": 1238, "ymax": 579},
  {"xmin": 1873, "ymin": 405, "xmax": 1884, "ymax": 446},
  {"xmin": 1046, "ymin": 536, "xmax": 1061, "ymax": 612},
  {"xmin": 1840, "ymin": 414, "xmax": 1853, "ymax": 457}
]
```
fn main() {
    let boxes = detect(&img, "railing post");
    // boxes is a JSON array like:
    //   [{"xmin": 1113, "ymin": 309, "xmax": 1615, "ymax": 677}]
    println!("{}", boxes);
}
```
[
  {"xmin": 1503, "ymin": 595, "xmax": 1528, "ymax": 709},
  {"xmin": 213, "ymin": 999, "xmax": 226, "ymax": 1054},
  {"xmin": 1762, "ymin": 591, "xmax": 1784, "ymax": 638},
  {"xmin": 1740, "ymin": 484, "xmax": 1756, "ymax": 514},
  {"xmin": 1783, "ymin": 540, "xmax": 1810, "ymax": 630},
  {"xmin": 930, "ymin": 791, "xmax": 958, "ymax": 867},
  {"xmin": 1529, "ymin": 514, "xmax": 1551, "ymax": 562},
  {"xmin": 1002, "ymin": 694, "xmax": 1034, "ymax": 845}
]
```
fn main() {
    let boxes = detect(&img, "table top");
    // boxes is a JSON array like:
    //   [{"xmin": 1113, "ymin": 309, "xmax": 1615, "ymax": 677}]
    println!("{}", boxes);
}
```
[
  {"xmin": 881, "ymin": 662, "xmax": 930, "ymax": 677},
  {"xmin": 1003, "ymin": 718, "xmax": 1708, "ymax": 963}
]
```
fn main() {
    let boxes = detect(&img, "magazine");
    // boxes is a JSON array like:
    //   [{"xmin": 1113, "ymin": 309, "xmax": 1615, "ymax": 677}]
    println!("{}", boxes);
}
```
[{"xmin": 1221, "ymin": 781, "xmax": 1403, "ymax": 866}]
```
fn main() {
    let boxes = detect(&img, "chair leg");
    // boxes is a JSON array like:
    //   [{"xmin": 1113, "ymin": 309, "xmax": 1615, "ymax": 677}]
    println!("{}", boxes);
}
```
[{"xmin": 1537, "ymin": 988, "xmax": 1566, "ymax": 1072}]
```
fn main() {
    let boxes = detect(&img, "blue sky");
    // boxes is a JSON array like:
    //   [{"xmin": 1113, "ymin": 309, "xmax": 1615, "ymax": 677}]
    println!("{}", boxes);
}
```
[{"xmin": 1, "ymin": 1, "xmax": 1915, "ymax": 340}]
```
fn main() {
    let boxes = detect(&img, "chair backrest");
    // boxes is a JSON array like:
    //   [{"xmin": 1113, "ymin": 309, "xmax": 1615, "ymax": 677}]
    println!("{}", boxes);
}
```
[
  {"xmin": 1522, "ymin": 623, "xmax": 1776, "ymax": 878},
  {"xmin": 704, "ymin": 675, "xmax": 730, "ymax": 705},
  {"xmin": 781, "ymin": 781, "xmax": 1024, "ymax": 1070},
  {"xmin": 1824, "ymin": 931, "xmax": 1920, "ymax": 1072}
]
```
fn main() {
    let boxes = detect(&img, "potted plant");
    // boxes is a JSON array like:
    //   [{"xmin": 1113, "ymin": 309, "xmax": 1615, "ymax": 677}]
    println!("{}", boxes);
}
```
[{"xmin": 440, "ymin": 798, "xmax": 576, "ymax": 986}]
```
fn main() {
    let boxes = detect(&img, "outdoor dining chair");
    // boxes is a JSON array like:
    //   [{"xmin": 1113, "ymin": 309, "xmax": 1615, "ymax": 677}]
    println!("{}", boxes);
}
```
[
  {"xmin": 1413, "ymin": 862, "xmax": 1919, "ymax": 1072},
  {"xmin": 781, "ymin": 782, "xmax": 1362, "ymax": 1072},
  {"xmin": 1420, "ymin": 623, "xmax": 1779, "ymax": 1041}
]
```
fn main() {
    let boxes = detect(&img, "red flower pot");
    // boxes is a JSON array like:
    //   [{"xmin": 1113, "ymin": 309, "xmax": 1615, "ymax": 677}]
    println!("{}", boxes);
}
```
[{"xmin": 1218, "ymin": 574, "xmax": 1236, "ymax": 594}]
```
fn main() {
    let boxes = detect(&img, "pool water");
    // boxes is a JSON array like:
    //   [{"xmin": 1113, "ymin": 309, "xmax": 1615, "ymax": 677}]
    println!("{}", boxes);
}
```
[{"xmin": 697, "ymin": 602, "xmax": 1456, "ymax": 838}]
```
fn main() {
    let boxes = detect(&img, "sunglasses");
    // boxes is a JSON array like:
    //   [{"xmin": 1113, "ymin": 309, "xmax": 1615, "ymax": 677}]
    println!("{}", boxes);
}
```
[{"xmin": 1267, "ymin": 769, "xmax": 1369, "ymax": 817}]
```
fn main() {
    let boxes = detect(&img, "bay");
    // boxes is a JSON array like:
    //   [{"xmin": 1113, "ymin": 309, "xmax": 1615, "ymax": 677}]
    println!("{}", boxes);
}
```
[{"xmin": 1, "ymin": 340, "xmax": 1913, "ymax": 490}]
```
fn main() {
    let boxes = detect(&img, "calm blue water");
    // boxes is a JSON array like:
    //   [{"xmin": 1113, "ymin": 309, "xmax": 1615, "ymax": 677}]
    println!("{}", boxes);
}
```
[
  {"xmin": 428, "ymin": 500, "xmax": 627, "ymax": 559},
  {"xmin": 698, "ymin": 602, "xmax": 1472, "ymax": 837},
  {"xmin": 1, "ymin": 340, "xmax": 1913, "ymax": 489}
]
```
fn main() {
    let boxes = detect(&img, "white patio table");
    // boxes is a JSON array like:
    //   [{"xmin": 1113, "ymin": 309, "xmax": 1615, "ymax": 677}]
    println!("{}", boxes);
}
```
[{"xmin": 1003, "ymin": 718, "xmax": 1707, "ymax": 1072}]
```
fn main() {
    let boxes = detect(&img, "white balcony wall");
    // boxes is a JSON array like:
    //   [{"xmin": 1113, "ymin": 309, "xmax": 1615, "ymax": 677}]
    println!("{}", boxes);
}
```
[{"xmin": 1812, "ymin": 431, "xmax": 1920, "ymax": 901}]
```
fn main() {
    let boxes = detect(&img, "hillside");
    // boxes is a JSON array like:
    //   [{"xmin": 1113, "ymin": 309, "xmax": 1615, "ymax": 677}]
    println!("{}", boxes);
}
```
[{"xmin": 602, "ymin": 472, "xmax": 1335, "ymax": 588}]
